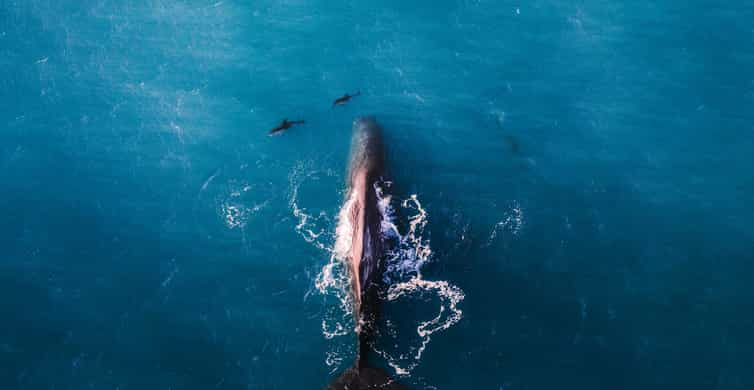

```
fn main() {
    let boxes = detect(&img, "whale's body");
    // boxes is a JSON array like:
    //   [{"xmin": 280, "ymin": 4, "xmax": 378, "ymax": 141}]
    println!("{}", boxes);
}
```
[
  {"xmin": 344, "ymin": 117, "xmax": 385, "ymax": 333},
  {"xmin": 328, "ymin": 118, "xmax": 404, "ymax": 389}
]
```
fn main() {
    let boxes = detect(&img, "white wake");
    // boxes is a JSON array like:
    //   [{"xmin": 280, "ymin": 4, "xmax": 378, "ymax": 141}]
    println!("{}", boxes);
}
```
[{"xmin": 289, "ymin": 172, "xmax": 465, "ymax": 377}]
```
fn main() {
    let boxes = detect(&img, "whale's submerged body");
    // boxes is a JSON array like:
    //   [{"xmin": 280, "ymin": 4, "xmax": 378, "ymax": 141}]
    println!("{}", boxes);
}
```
[{"xmin": 327, "ymin": 118, "xmax": 404, "ymax": 390}]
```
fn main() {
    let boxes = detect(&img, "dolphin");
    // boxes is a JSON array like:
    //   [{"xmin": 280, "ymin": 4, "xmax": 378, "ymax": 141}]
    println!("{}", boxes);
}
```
[
  {"xmin": 268, "ymin": 118, "xmax": 305, "ymax": 136},
  {"xmin": 327, "ymin": 118, "xmax": 404, "ymax": 390},
  {"xmin": 332, "ymin": 91, "xmax": 361, "ymax": 107}
]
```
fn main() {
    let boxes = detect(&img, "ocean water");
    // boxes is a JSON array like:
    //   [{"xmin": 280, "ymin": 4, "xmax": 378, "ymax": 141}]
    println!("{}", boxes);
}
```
[{"xmin": 2, "ymin": 0, "xmax": 754, "ymax": 389}]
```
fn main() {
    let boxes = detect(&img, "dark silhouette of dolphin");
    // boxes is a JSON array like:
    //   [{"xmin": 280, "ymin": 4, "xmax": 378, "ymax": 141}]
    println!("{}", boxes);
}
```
[
  {"xmin": 332, "ymin": 91, "xmax": 361, "ymax": 107},
  {"xmin": 268, "ymin": 119, "xmax": 305, "ymax": 136}
]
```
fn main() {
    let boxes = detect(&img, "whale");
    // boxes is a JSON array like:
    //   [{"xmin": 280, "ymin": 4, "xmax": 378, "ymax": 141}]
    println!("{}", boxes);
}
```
[{"xmin": 327, "ymin": 118, "xmax": 404, "ymax": 390}]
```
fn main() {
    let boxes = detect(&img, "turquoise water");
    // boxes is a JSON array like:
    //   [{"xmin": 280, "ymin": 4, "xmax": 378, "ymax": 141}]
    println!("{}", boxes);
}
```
[{"xmin": 2, "ymin": 1, "xmax": 754, "ymax": 389}]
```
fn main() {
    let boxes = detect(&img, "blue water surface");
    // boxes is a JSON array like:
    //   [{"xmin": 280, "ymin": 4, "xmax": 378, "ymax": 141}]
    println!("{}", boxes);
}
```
[{"xmin": 2, "ymin": 1, "xmax": 754, "ymax": 389}]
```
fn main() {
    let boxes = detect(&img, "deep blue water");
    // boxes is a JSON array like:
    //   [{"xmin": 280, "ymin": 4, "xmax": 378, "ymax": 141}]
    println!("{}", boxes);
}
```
[{"xmin": 2, "ymin": 1, "xmax": 754, "ymax": 389}]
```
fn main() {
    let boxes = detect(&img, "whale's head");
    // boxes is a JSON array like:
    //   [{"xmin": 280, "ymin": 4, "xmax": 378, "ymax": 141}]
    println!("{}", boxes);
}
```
[{"xmin": 348, "ymin": 117, "xmax": 385, "ymax": 188}]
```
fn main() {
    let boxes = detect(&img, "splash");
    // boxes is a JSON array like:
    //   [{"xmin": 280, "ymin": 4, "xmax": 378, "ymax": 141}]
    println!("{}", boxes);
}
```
[
  {"xmin": 378, "ymin": 283, "xmax": 466, "ymax": 375},
  {"xmin": 288, "ymin": 161, "xmax": 356, "ymax": 351},
  {"xmin": 288, "ymin": 162, "xmax": 332, "ymax": 251},
  {"xmin": 373, "ymin": 190, "xmax": 466, "ymax": 376},
  {"xmin": 296, "ymin": 175, "xmax": 465, "ymax": 376},
  {"xmin": 386, "ymin": 194, "xmax": 433, "ymax": 278},
  {"xmin": 332, "ymin": 190, "xmax": 359, "ymax": 261},
  {"xmin": 314, "ymin": 188, "xmax": 359, "ymax": 344},
  {"xmin": 486, "ymin": 200, "xmax": 524, "ymax": 246},
  {"xmin": 315, "ymin": 254, "xmax": 353, "ymax": 342},
  {"xmin": 218, "ymin": 181, "xmax": 269, "ymax": 230},
  {"xmin": 221, "ymin": 203, "xmax": 247, "ymax": 229},
  {"xmin": 291, "ymin": 196, "xmax": 329, "ymax": 250}
]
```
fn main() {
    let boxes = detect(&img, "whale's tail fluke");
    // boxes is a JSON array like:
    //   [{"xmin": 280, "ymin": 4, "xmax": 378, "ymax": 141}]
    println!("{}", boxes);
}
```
[
  {"xmin": 327, "ymin": 324, "xmax": 404, "ymax": 389},
  {"xmin": 327, "ymin": 366, "xmax": 404, "ymax": 390}
]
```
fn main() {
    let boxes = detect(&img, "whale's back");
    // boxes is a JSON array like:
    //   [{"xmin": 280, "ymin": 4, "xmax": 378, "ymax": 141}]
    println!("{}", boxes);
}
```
[{"xmin": 328, "ymin": 118, "xmax": 404, "ymax": 389}]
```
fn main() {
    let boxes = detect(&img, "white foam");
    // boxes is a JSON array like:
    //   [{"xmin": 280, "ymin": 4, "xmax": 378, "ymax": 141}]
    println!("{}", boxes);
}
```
[
  {"xmin": 372, "ymin": 191, "xmax": 465, "ymax": 375},
  {"xmin": 486, "ymin": 200, "xmax": 524, "ymax": 246},
  {"xmin": 218, "ymin": 182, "xmax": 268, "ymax": 230},
  {"xmin": 333, "ymin": 190, "xmax": 359, "ymax": 261},
  {"xmin": 288, "ymin": 163, "xmax": 331, "ymax": 251},
  {"xmin": 379, "ymin": 277, "xmax": 465, "ymax": 374},
  {"xmin": 294, "ymin": 175, "xmax": 465, "ymax": 376},
  {"xmin": 222, "ymin": 204, "xmax": 247, "ymax": 229},
  {"xmin": 201, "ymin": 168, "xmax": 221, "ymax": 192}
]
